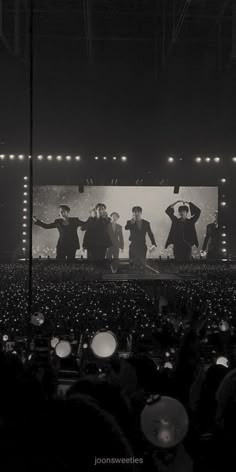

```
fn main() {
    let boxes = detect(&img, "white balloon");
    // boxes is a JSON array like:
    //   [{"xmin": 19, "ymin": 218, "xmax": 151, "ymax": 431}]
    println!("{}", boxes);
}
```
[{"xmin": 90, "ymin": 331, "xmax": 117, "ymax": 358}]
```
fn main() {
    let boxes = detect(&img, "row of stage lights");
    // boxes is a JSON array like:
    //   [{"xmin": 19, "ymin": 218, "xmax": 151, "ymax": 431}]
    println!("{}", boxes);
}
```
[
  {"xmin": 2, "ymin": 155, "xmax": 236, "ymax": 163},
  {"xmin": 168, "ymin": 157, "xmax": 236, "ymax": 163},
  {"xmin": 0, "ymin": 154, "xmax": 127, "ymax": 162},
  {"xmin": 22, "ymin": 176, "xmax": 28, "ymax": 254}
]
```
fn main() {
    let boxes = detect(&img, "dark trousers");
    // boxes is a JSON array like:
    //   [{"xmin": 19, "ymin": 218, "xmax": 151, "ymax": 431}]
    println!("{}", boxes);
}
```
[
  {"xmin": 173, "ymin": 243, "xmax": 192, "ymax": 261},
  {"xmin": 87, "ymin": 247, "xmax": 107, "ymax": 261},
  {"xmin": 129, "ymin": 243, "xmax": 147, "ymax": 261},
  {"xmin": 56, "ymin": 247, "xmax": 77, "ymax": 260},
  {"xmin": 106, "ymin": 246, "xmax": 120, "ymax": 259}
]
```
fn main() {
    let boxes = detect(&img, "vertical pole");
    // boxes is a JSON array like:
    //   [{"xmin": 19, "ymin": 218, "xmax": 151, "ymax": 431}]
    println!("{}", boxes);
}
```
[{"xmin": 27, "ymin": 0, "xmax": 34, "ymax": 334}]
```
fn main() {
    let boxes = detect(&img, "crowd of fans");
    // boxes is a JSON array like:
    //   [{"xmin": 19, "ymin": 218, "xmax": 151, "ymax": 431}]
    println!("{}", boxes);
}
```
[{"xmin": 1, "ymin": 261, "xmax": 236, "ymax": 470}]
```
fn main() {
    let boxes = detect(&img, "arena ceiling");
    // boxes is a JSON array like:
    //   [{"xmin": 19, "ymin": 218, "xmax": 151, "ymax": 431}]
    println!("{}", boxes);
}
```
[{"xmin": 1, "ymin": 0, "xmax": 234, "ymax": 70}]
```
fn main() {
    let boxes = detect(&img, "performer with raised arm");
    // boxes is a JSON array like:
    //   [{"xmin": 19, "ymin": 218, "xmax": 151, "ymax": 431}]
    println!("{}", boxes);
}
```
[
  {"xmin": 33, "ymin": 204, "xmax": 85, "ymax": 260},
  {"xmin": 81, "ymin": 203, "xmax": 112, "ymax": 261},
  {"xmin": 165, "ymin": 200, "xmax": 201, "ymax": 261},
  {"xmin": 201, "ymin": 211, "xmax": 221, "ymax": 260},
  {"xmin": 125, "ymin": 206, "xmax": 157, "ymax": 262},
  {"xmin": 106, "ymin": 212, "xmax": 124, "ymax": 260}
]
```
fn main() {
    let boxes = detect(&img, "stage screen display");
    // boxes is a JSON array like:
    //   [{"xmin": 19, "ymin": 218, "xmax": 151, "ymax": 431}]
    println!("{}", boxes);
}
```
[{"xmin": 33, "ymin": 186, "xmax": 218, "ymax": 260}]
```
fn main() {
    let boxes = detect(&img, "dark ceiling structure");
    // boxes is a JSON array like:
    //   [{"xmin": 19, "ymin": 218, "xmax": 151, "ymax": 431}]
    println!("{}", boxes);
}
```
[
  {"xmin": 0, "ymin": 1, "xmax": 236, "ymax": 160},
  {"xmin": 1, "ymin": 0, "xmax": 235, "ymax": 69}
]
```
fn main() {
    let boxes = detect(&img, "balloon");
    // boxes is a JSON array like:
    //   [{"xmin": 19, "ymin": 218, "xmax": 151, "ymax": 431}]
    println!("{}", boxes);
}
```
[
  {"xmin": 141, "ymin": 396, "xmax": 189, "ymax": 448},
  {"xmin": 51, "ymin": 337, "xmax": 60, "ymax": 348},
  {"xmin": 31, "ymin": 312, "xmax": 44, "ymax": 327},
  {"xmin": 55, "ymin": 340, "xmax": 72, "ymax": 358},
  {"xmin": 90, "ymin": 331, "xmax": 117, "ymax": 358},
  {"xmin": 219, "ymin": 321, "xmax": 229, "ymax": 332}
]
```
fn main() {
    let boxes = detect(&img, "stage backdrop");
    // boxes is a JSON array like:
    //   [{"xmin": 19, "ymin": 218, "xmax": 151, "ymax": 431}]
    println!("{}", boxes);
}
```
[{"xmin": 33, "ymin": 186, "xmax": 218, "ymax": 259}]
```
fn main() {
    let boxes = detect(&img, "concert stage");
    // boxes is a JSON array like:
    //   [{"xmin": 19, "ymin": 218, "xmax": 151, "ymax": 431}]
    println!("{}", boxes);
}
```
[{"xmin": 27, "ymin": 258, "xmax": 214, "ymax": 281}]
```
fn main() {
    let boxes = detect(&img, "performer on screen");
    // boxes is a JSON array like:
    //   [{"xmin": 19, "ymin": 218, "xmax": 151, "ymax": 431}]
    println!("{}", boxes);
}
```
[
  {"xmin": 165, "ymin": 200, "xmax": 201, "ymax": 261},
  {"xmin": 201, "ymin": 211, "xmax": 221, "ymax": 259},
  {"xmin": 106, "ymin": 212, "xmax": 124, "ymax": 260},
  {"xmin": 33, "ymin": 204, "xmax": 85, "ymax": 260},
  {"xmin": 81, "ymin": 203, "xmax": 112, "ymax": 260},
  {"xmin": 125, "ymin": 206, "xmax": 157, "ymax": 262}
]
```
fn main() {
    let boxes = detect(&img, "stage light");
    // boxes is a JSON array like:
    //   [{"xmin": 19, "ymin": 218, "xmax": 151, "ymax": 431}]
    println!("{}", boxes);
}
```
[
  {"xmin": 168, "ymin": 157, "xmax": 174, "ymax": 163},
  {"xmin": 65, "ymin": 155, "xmax": 71, "ymax": 160},
  {"xmin": 47, "ymin": 155, "xmax": 53, "ymax": 160},
  {"xmin": 22, "ymin": 247, "xmax": 26, "ymax": 251},
  {"xmin": 221, "ymin": 201, "xmax": 226, "ymax": 206},
  {"xmin": 22, "ymin": 239, "xmax": 26, "ymax": 243},
  {"xmin": 221, "ymin": 178, "xmax": 226, "ymax": 183},
  {"xmin": 222, "ymin": 248, "xmax": 226, "ymax": 252},
  {"xmin": 23, "ymin": 216, "xmax": 27, "ymax": 219},
  {"xmin": 23, "ymin": 184, "xmax": 28, "ymax": 188},
  {"xmin": 23, "ymin": 176, "xmax": 28, "ymax": 180},
  {"xmin": 232, "ymin": 157, "xmax": 236, "ymax": 162},
  {"xmin": 195, "ymin": 157, "xmax": 201, "ymax": 163},
  {"xmin": 222, "ymin": 233, "xmax": 226, "ymax": 237},
  {"xmin": 0, "ymin": 154, "xmax": 5, "ymax": 159},
  {"xmin": 23, "ymin": 192, "xmax": 28, "ymax": 196},
  {"xmin": 22, "ymin": 232, "xmax": 26, "ymax": 236},
  {"xmin": 37, "ymin": 155, "xmax": 43, "ymax": 160},
  {"xmin": 214, "ymin": 157, "xmax": 220, "ymax": 162},
  {"xmin": 9, "ymin": 154, "xmax": 15, "ymax": 159},
  {"xmin": 222, "ymin": 241, "xmax": 226, "ymax": 244},
  {"xmin": 23, "ymin": 208, "xmax": 27, "ymax": 212},
  {"xmin": 23, "ymin": 224, "xmax": 27, "ymax": 227},
  {"xmin": 103, "ymin": 156, "xmax": 107, "ymax": 160},
  {"xmin": 113, "ymin": 156, "xmax": 117, "ymax": 160},
  {"xmin": 23, "ymin": 200, "xmax": 27, "ymax": 204},
  {"xmin": 205, "ymin": 157, "xmax": 211, "ymax": 162},
  {"xmin": 121, "ymin": 156, "xmax": 127, "ymax": 161},
  {"xmin": 18, "ymin": 154, "xmax": 24, "ymax": 159},
  {"xmin": 75, "ymin": 155, "xmax": 81, "ymax": 161},
  {"xmin": 56, "ymin": 155, "xmax": 62, "ymax": 161}
]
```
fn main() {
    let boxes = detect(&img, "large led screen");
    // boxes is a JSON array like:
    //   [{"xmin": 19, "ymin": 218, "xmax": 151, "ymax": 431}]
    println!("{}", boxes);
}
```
[{"xmin": 33, "ymin": 186, "xmax": 218, "ymax": 260}]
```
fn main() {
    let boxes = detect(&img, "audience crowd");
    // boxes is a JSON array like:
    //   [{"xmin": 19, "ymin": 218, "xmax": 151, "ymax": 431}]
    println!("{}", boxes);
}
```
[{"xmin": 1, "ymin": 262, "xmax": 236, "ymax": 470}]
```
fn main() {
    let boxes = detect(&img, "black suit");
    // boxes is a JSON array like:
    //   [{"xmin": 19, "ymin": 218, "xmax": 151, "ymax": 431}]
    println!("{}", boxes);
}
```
[
  {"xmin": 81, "ymin": 216, "xmax": 112, "ymax": 260},
  {"xmin": 125, "ymin": 219, "xmax": 156, "ymax": 261},
  {"xmin": 165, "ymin": 202, "xmax": 201, "ymax": 261},
  {"xmin": 202, "ymin": 223, "xmax": 221, "ymax": 259},
  {"xmin": 106, "ymin": 222, "xmax": 124, "ymax": 259},
  {"xmin": 35, "ymin": 217, "xmax": 84, "ymax": 260}
]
